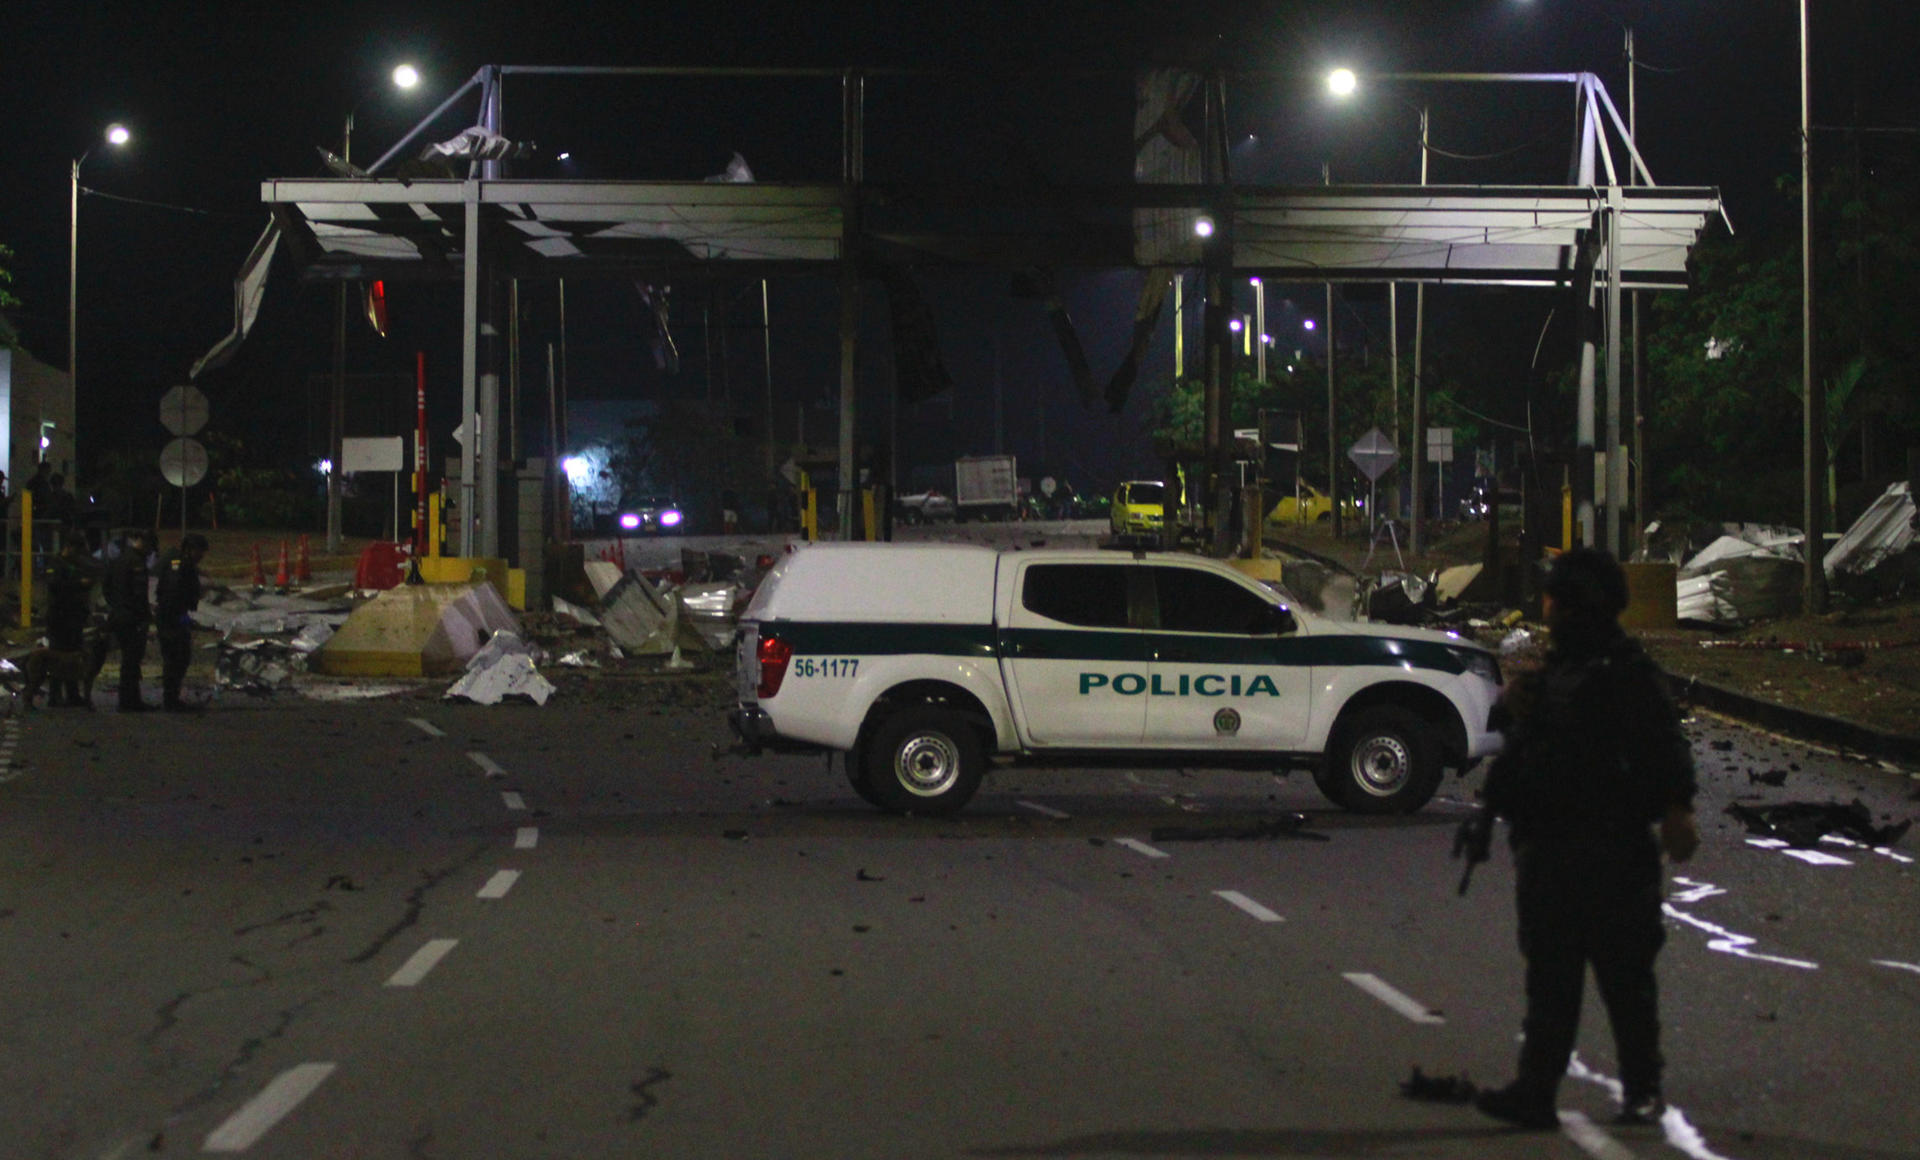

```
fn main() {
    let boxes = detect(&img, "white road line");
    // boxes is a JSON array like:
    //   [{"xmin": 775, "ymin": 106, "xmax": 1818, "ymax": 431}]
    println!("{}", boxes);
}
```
[
  {"xmin": 1565, "ymin": 1053, "xmax": 1736, "ymax": 1160},
  {"xmin": 1016, "ymin": 800, "xmax": 1070, "ymax": 819},
  {"xmin": 1663, "ymin": 902, "xmax": 1818, "ymax": 970},
  {"xmin": 1873, "ymin": 959, "xmax": 1920, "ymax": 975},
  {"xmin": 405, "ymin": 717, "xmax": 445, "ymax": 738},
  {"xmin": 468, "ymin": 751, "xmax": 507, "ymax": 778},
  {"xmin": 385, "ymin": 938, "xmax": 459, "ymax": 987},
  {"xmin": 501, "ymin": 791, "xmax": 526, "ymax": 811},
  {"xmin": 1341, "ymin": 972, "xmax": 1445, "ymax": 1024},
  {"xmin": 477, "ymin": 869, "xmax": 521, "ymax": 900},
  {"xmin": 514, "ymin": 826, "xmax": 539, "ymax": 849},
  {"xmin": 1746, "ymin": 838, "xmax": 1852, "ymax": 866},
  {"xmin": 1113, "ymin": 837, "xmax": 1169, "ymax": 859},
  {"xmin": 1559, "ymin": 1111, "xmax": 1639, "ymax": 1160},
  {"xmin": 1213, "ymin": 890, "xmax": 1285, "ymax": 923},
  {"xmin": 1821, "ymin": 834, "xmax": 1916, "ymax": 864},
  {"xmin": 202, "ymin": 1062, "xmax": 336, "ymax": 1152}
]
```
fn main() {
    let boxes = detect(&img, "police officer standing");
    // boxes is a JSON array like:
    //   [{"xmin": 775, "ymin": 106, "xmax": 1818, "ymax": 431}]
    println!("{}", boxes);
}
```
[
  {"xmin": 43, "ymin": 531, "xmax": 97, "ymax": 707},
  {"xmin": 102, "ymin": 526, "xmax": 155, "ymax": 712},
  {"xmin": 1474, "ymin": 547, "xmax": 1699, "ymax": 1130},
  {"xmin": 155, "ymin": 533, "xmax": 208, "ymax": 712}
]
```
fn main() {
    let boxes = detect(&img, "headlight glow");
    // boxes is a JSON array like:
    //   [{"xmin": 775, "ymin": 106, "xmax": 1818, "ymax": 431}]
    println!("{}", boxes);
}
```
[
  {"xmin": 660, "ymin": 509, "xmax": 683, "ymax": 527},
  {"xmin": 619, "ymin": 512, "xmax": 641, "ymax": 530}
]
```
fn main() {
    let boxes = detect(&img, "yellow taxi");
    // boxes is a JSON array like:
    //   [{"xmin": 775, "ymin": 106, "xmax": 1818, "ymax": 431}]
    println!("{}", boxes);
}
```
[
  {"xmin": 1110, "ymin": 480, "xmax": 1168, "ymax": 535},
  {"xmin": 1268, "ymin": 483, "xmax": 1360, "ymax": 525}
]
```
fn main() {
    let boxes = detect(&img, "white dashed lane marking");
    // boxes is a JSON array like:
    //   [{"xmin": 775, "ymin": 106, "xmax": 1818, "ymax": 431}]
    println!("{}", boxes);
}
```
[
  {"xmin": 405, "ymin": 717, "xmax": 445, "ymax": 738},
  {"xmin": 1213, "ymin": 890, "xmax": 1284, "ymax": 923},
  {"xmin": 1016, "ymin": 800, "xmax": 1070, "ymax": 819},
  {"xmin": 202, "ymin": 1062, "xmax": 336, "ymax": 1152},
  {"xmin": 1342, "ymin": 972, "xmax": 1445, "ymax": 1024},
  {"xmin": 501, "ymin": 792, "xmax": 526, "ymax": 811},
  {"xmin": 514, "ymin": 826, "xmax": 539, "ymax": 849},
  {"xmin": 1559, "ymin": 1110, "xmax": 1640, "ymax": 1160},
  {"xmin": 477, "ymin": 870, "xmax": 521, "ymax": 900},
  {"xmin": 468, "ymin": 752, "xmax": 507, "ymax": 778},
  {"xmin": 385, "ymin": 939, "xmax": 459, "ymax": 987},
  {"xmin": 1113, "ymin": 838, "xmax": 1169, "ymax": 859}
]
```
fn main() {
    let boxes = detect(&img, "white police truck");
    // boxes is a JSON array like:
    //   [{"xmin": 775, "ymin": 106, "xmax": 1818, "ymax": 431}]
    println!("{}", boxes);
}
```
[{"xmin": 729, "ymin": 543, "xmax": 1502, "ymax": 816}]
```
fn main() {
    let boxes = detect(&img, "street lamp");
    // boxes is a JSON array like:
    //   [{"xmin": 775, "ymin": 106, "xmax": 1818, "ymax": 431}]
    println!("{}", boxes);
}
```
[
  {"xmin": 68, "ymin": 122, "xmax": 131, "ymax": 480},
  {"xmin": 1327, "ymin": 68, "xmax": 1430, "ymax": 549}
]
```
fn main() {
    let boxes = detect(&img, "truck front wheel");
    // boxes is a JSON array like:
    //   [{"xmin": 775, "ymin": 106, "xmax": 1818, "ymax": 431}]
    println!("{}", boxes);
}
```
[
  {"xmin": 860, "ymin": 707, "xmax": 985, "ymax": 816},
  {"xmin": 1323, "ymin": 706, "xmax": 1441, "ymax": 814}
]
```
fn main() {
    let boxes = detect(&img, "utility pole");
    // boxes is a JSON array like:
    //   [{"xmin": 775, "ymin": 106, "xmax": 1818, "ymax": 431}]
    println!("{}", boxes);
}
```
[
  {"xmin": 1409, "ymin": 107, "xmax": 1430, "ymax": 556},
  {"xmin": 1800, "ymin": 0, "xmax": 1827, "ymax": 612}
]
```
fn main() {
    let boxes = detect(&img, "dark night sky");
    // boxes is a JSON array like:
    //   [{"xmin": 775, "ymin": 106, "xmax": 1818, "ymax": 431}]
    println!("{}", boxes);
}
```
[{"xmin": 2, "ymin": 1, "xmax": 1912, "ymax": 497}]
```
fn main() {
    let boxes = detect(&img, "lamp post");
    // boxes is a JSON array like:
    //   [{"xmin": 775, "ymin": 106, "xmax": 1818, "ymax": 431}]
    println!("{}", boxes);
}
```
[
  {"xmin": 1326, "ymin": 73, "xmax": 1430, "ymax": 550},
  {"xmin": 329, "ymin": 63, "xmax": 420, "ymax": 553},
  {"xmin": 68, "ymin": 122, "xmax": 131, "ymax": 480},
  {"xmin": 1798, "ymin": 0, "xmax": 1826, "ymax": 613}
]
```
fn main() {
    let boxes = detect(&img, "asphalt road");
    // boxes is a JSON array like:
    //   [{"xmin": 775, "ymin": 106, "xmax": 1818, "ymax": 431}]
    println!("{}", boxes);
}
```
[{"xmin": 1, "ymin": 684, "xmax": 1916, "ymax": 1160}]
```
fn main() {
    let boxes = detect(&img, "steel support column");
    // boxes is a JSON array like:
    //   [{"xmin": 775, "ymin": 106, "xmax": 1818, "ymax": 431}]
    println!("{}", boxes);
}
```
[{"xmin": 459, "ymin": 180, "xmax": 480, "ymax": 556}]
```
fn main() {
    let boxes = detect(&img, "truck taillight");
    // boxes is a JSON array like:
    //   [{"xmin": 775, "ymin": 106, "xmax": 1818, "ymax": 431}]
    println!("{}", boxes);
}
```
[{"xmin": 757, "ymin": 636, "xmax": 794, "ymax": 699}]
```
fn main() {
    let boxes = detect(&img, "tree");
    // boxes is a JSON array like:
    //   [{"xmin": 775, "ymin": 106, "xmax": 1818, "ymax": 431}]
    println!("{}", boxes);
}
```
[{"xmin": 0, "ymin": 243, "xmax": 21, "ymax": 347}]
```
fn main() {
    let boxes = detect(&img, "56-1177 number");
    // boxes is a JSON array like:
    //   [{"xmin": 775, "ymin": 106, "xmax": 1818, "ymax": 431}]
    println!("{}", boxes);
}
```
[{"xmin": 793, "ymin": 657, "xmax": 859, "ymax": 679}]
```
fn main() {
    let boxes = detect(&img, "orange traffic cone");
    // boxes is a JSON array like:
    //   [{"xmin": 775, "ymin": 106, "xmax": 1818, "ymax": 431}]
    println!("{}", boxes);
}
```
[
  {"xmin": 295, "ymin": 534, "xmax": 312, "ymax": 584},
  {"xmin": 275, "ymin": 540, "xmax": 291, "ymax": 592},
  {"xmin": 251, "ymin": 544, "xmax": 266, "ymax": 591}
]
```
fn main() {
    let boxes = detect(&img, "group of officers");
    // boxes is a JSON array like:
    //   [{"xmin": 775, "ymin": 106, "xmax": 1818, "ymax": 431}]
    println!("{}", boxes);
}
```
[{"xmin": 33, "ymin": 527, "xmax": 208, "ymax": 712}]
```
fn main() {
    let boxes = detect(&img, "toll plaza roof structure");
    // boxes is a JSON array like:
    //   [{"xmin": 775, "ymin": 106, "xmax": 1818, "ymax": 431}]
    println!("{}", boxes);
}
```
[
  {"xmin": 241, "ymin": 64, "xmax": 1722, "ymax": 560},
  {"xmin": 262, "ymin": 177, "xmax": 1718, "ymax": 290}
]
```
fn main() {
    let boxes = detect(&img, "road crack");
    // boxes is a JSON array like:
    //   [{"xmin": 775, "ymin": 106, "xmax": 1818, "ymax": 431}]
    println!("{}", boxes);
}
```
[{"xmin": 346, "ymin": 843, "xmax": 492, "ymax": 964}]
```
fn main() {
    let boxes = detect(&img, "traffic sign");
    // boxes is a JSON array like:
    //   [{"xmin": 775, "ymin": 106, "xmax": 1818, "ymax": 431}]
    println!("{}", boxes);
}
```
[
  {"xmin": 1427, "ymin": 426, "xmax": 1454, "ymax": 464},
  {"xmin": 159, "ymin": 385, "xmax": 209, "ymax": 437},
  {"xmin": 1347, "ymin": 427, "xmax": 1398, "ymax": 482},
  {"xmin": 160, "ymin": 437, "xmax": 208, "ymax": 487}
]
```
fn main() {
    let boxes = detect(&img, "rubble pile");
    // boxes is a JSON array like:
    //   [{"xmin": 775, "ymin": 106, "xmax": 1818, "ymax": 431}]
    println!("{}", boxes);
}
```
[{"xmin": 199, "ymin": 585, "xmax": 353, "ymax": 694}]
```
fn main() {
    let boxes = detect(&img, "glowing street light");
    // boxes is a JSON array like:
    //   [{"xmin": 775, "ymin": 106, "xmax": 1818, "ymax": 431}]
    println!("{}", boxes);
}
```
[
  {"xmin": 392, "ymin": 63, "xmax": 420, "ymax": 90},
  {"xmin": 1327, "ymin": 68, "xmax": 1358, "ymax": 98},
  {"xmin": 1193, "ymin": 215, "xmax": 1215, "ymax": 239},
  {"xmin": 69, "ymin": 122, "xmax": 133, "ymax": 477}
]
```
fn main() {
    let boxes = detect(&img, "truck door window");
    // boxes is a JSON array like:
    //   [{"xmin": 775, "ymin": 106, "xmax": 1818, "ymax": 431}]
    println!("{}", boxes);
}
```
[
  {"xmin": 1153, "ymin": 568, "xmax": 1280, "ymax": 635},
  {"xmin": 1021, "ymin": 564, "xmax": 1130, "ymax": 628}
]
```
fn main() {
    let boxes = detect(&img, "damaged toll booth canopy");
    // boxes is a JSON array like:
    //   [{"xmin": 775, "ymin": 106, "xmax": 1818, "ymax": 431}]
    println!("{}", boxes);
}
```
[{"xmin": 235, "ymin": 64, "xmax": 1720, "ymax": 570}]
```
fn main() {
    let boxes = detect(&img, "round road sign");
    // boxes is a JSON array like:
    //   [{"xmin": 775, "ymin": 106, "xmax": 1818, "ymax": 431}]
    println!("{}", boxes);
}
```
[{"xmin": 160, "ymin": 437, "xmax": 209, "ymax": 488}]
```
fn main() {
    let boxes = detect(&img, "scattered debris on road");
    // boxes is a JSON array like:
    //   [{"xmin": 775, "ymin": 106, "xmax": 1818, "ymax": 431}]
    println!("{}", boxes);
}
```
[{"xmin": 1724, "ymin": 799, "xmax": 1913, "ymax": 848}]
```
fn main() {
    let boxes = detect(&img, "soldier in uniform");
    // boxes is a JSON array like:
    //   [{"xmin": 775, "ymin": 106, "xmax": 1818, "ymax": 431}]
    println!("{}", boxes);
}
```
[
  {"xmin": 154, "ymin": 533, "xmax": 208, "ymax": 712},
  {"xmin": 1475, "ymin": 547, "xmax": 1699, "ymax": 1130},
  {"xmin": 24, "ymin": 532, "xmax": 98, "ymax": 708},
  {"xmin": 101, "ymin": 527, "xmax": 155, "ymax": 712}
]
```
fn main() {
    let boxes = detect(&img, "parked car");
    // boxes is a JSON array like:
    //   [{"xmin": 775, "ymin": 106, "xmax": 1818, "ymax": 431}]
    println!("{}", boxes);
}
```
[
  {"xmin": 1268, "ymin": 483, "xmax": 1360, "ymax": 525},
  {"xmin": 895, "ymin": 490, "xmax": 956, "ymax": 524},
  {"xmin": 1110, "ymin": 480, "xmax": 1168, "ymax": 536}
]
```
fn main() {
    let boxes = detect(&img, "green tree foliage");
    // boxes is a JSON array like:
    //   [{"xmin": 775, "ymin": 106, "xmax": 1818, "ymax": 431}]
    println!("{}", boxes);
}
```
[{"xmin": 1644, "ymin": 155, "xmax": 1920, "ymax": 525}]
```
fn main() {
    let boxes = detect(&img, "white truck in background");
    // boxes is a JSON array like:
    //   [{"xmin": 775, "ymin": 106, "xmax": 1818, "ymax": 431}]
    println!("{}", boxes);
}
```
[{"xmin": 953, "ymin": 454, "xmax": 1020, "ymax": 520}]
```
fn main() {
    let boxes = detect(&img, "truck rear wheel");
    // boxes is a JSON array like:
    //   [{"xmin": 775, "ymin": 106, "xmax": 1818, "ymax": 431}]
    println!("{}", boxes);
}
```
[
  {"xmin": 1323, "ymin": 706, "xmax": 1441, "ymax": 814},
  {"xmin": 860, "ymin": 707, "xmax": 985, "ymax": 816}
]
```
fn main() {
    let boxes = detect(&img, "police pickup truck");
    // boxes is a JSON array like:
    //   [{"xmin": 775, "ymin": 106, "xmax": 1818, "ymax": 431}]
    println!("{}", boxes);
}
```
[{"xmin": 729, "ymin": 543, "xmax": 1502, "ymax": 816}]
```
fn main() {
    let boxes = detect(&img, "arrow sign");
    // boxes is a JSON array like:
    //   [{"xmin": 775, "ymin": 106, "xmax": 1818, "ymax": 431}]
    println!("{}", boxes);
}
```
[{"xmin": 1348, "ymin": 427, "xmax": 1398, "ymax": 483}]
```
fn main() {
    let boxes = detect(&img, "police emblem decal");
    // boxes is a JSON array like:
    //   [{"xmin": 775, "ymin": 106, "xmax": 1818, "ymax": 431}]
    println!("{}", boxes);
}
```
[{"xmin": 1212, "ymin": 707, "xmax": 1241, "ymax": 734}]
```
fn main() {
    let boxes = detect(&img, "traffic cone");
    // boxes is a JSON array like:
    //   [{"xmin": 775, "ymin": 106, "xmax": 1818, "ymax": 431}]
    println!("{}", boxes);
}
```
[
  {"xmin": 275, "ymin": 540, "xmax": 290, "ymax": 592},
  {"xmin": 295, "ymin": 535, "xmax": 312, "ymax": 584},
  {"xmin": 251, "ymin": 544, "xmax": 266, "ymax": 591}
]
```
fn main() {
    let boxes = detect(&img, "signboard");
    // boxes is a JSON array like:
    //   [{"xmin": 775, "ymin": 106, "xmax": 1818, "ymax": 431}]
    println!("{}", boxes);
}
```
[
  {"xmin": 1347, "ymin": 427, "xmax": 1397, "ymax": 483},
  {"xmin": 343, "ymin": 436, "xmax": 406, "ymax": 473},
  {"xmin": 1426, "ymin": 426, "xmax": 1454, "ymax": 464},
  {"xmin": 159, "ymin": 385, "xmax": 209, "ymax": 437},
  {"xmin": 159, "ymin": 437, "xmax": 208, "ymax": 488}
]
